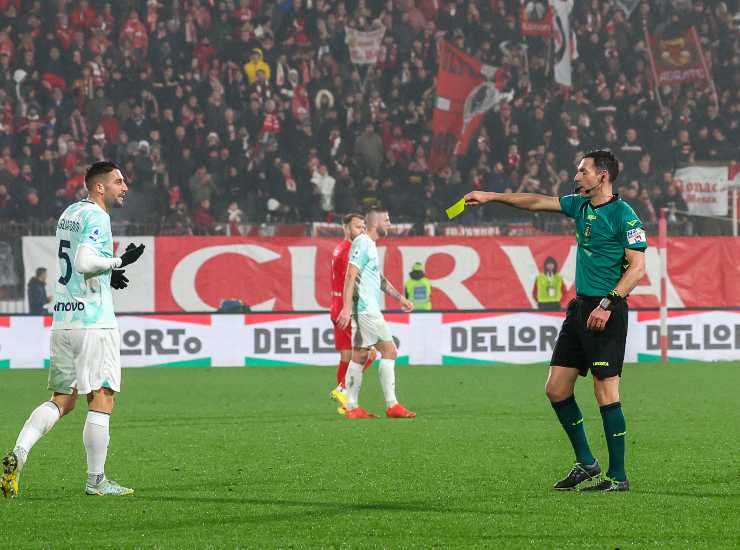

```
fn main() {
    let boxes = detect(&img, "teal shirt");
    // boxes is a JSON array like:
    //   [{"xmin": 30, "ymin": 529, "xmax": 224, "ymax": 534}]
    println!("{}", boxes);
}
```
[
  {"xmin": 52, "ymin": 199, "xmax": 118, "ymax": 329},
  {"xmin": 559, "ymin": 194, "xmax": 647, "ymax": 297},
  {"xmin": 348, "ymin": 233, "xmax": 382, "ymax": 315}
]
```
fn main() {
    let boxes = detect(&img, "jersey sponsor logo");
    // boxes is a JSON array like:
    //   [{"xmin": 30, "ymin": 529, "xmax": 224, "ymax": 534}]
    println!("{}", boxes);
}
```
[
  {"xmin": 626, "ymin": 227, "xmax": 646, "ymax": 244},
  {"xmin": 586, "ymin": 214, "xmax": 597, "ymax": 220},
  {"xmin": 626, "ymin": 219, "xmax": 640, "ymax": 227},
  {"xmin": 56, "ymin": 219, "xmax": 81, "ymax": 232},
  {"xmin": 53, "ymin": 301, "xmax": 86, "ymax": 312},
  {"xmin": 89, "ymin": 227, "xmax": 102, "ymax": 241}
]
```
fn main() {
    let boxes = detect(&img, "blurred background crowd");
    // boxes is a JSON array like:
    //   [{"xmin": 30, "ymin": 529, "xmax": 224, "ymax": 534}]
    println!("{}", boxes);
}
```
[{"xmin": 0, "ymin": 0, "xmax": 737, "ymax": 235}]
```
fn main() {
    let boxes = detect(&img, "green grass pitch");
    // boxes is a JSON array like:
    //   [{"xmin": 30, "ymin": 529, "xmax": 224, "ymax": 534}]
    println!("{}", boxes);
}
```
[{"xmin": 1, "ymin": 363, "xmax": 739, "ymax": 549}]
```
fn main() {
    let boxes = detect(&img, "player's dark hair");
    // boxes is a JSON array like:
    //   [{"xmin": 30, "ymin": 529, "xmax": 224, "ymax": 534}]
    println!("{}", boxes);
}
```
[
  {"xmin": 343, "ymin": 212, "xmax": 364, "ymax": 225},
  {"xmin": 583, "ymin": 149, "xmax": 619, "ymax": 184},
  {"xmin": 35, "ymin": 267, "xmax": 47, "ymax": 277},
  {"xmin": 85, "ymin": 161, "xmax": 119, "ymax": 190}
]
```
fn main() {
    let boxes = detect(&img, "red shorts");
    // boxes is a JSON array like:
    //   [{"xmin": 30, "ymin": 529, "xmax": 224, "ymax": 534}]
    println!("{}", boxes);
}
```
[
  {"xmin": 330, "ymin": 297, "xmax": 351, "ymax": 351},
  {"xmin": 332, "ymin": 318, "xmax": 352, "ymax": 351}
]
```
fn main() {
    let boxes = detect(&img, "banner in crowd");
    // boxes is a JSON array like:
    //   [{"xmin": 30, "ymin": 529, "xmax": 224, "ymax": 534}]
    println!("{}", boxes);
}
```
[
  {"xmin": 2, "ymin": 311, "xmax": 738, "ymax": 368},
  {"xmin": 22, "ymin": 236, "xmax": 740, "ymax": 313},
  {"xmin": 520, "ymin": 1, "xmax": 553, "ymax": 37},
  {"xmin": 673, "ymin": 165, "xmax": 731, "ymax": 216},
  {"xmin": 345, "ymin": 25, "xmax": 386, "ymax": 65},
  {"xmin": 645, "ymin": 26, "xmax": 712, "ymax": 86},
  {"xmin": 430, "ymin": 41, "xmax": 507, "ymax": 171},
  {"xmin": 552, "ymin": 0, "xmax": 575, "ymax": 87},
  {"xmin": 616, "ymin": 0, "xmax": 640, "ymax": 18}
]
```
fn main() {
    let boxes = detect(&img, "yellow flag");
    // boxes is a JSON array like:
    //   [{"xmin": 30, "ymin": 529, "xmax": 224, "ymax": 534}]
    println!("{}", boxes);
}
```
[{"xmin": 445, "ymin": 198, "xmax": 466, "ymax": 220}]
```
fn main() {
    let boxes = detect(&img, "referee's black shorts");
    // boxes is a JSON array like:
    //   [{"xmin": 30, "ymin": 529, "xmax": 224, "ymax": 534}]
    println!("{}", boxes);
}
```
[{"xmin": 550, "ymin": 296, "xmax": 628, "ymax": 380}]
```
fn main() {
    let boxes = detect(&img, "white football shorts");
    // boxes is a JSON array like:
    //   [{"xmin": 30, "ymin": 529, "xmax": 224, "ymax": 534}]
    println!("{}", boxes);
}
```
[
  {"xmin": 48, "ymin": 328, "xmax": 122, "ymax": 395},
  {"xmin": 351, "ymin": 312, "xmax": 393, "ymax": 349}
]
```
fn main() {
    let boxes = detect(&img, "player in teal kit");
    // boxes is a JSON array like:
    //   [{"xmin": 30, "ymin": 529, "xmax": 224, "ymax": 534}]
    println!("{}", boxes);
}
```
[
  {"xmin": 336, "ymin": 208, "xmax": 416, "ymax": 419},
  {"xmin": 1, "ymin": 162, "xmax": 145, "ymax": 497}
]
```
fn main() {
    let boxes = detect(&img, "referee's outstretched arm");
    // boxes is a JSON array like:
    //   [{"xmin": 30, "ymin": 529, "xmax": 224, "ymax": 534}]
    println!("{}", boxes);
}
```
[{"xmin": 463, "ymin": 191, "xmax": 562, "ymax": 212}]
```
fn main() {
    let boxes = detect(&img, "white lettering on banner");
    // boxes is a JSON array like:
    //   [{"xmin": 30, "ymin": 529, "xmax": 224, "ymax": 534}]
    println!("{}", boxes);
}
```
[
  {"xmin": 398, "ymin": 246, "xmax": 484, "ymax": 308},
  {"xmin": 500, "ymin": 245, "xmax": 577, "ymax": 308},
  {"xmin": 630, "ymin": 248, "xmax": 684, "ymax": 307},
  {"xmin": 170, "ymin": 245, "xmax": 280, "ymax": 311},
  {"xmin": 288, "ymin": 247, "xmax": 323, "ymax": 310}
]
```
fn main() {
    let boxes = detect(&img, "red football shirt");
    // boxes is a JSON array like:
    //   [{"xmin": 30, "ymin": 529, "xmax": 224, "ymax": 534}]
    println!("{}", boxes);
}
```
[{"xmin": 330, "ymin": 239, "xmax": 351, "ymax": 320}]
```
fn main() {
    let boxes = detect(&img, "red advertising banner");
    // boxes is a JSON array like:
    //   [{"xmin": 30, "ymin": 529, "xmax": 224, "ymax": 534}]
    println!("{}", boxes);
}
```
[
  {"xmin": 153, "ymin": 236, "xmax": 740, "ymax": 312},
  {"xmin": 645, "ymin": 26, "xmax": 711, "ymax": 86}
]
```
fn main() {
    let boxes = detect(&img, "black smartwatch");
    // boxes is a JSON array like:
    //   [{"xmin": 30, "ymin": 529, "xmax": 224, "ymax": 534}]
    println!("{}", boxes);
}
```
[{"xmin": 598, "ymin": 290, "xmax": 623, "ymax": 311}]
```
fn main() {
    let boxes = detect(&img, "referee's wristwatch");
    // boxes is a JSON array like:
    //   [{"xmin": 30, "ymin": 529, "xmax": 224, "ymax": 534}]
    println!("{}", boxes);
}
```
[{"xmin": 598, "ymin": 290, "xmax": 623, "ymax": 311}]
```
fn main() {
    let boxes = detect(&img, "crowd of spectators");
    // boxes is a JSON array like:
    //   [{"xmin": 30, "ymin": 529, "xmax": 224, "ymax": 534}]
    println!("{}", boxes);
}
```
[{"xmin": 0, "ymin": 0, "xmax": 737, "ymax": 234}]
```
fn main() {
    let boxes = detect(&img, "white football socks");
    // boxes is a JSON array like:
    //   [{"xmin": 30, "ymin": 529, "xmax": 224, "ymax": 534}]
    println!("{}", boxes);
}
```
[
  {"xmin": 378, "ymin": 358, "xmax": 398, "ymax": 408},
  {"xmin": 14, "ymin": 401, "xmax": 61, "ymax": 469},
  {"xmin": 345, "ymin": 361, "xmax": 364, "ymax": 410},
  {"xmin": 83, "ymin": 411, "xmax": 110, "ymax": 485}
]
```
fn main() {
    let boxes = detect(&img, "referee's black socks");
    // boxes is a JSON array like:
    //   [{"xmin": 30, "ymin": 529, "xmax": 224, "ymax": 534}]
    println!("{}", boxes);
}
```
[
  {"xmin": 600, "ymin": 402, "xmax": 627, "ymax": 482},
  {"xmin": 551, "ymin": 395, "xmax": 596, "ymax": 466}
]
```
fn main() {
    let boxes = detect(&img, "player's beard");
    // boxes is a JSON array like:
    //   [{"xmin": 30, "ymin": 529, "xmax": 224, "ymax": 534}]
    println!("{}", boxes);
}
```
[{"xmin": 111, "ymin": 194, "xmax": 126, "ymax": 208}]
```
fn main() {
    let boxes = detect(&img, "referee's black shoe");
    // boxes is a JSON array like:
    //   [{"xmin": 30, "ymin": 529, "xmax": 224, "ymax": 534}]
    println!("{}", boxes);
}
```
[
  {"xmin": 580, "ymin": 476, "xmax": 630, "ymax": 492},
  {"xmin": 553, "ymin": 460, "xmax": 601, "ymax": 490}
]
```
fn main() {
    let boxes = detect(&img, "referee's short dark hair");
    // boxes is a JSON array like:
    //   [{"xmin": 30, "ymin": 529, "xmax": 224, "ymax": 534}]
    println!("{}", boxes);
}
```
[
  {"xmin": 583, "ymin": 149, "xmax": 619, "ymax": 184},
  {"xmin": 85, "ymin": 161, "xmax": 120, "ymax": 190}
]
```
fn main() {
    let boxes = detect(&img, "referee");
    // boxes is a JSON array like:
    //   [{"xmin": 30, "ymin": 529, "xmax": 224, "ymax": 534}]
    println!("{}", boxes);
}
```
[{"xmin": 464, "ymin": 149, "xmax": 647, "ymax": 492}]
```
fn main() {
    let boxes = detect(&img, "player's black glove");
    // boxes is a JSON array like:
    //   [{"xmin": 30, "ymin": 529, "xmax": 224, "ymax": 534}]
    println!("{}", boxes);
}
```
[
  {"xmin": 119, "ymin": 243, "xmax": 145, "ymax": 267},
  {"xmin": 110, "ymin": 269, "xmax": 129, "ymax": 290}
]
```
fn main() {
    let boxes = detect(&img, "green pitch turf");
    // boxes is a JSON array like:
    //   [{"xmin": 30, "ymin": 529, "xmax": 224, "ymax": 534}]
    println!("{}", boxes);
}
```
[{"xmin": 1, "ymin": 363, "xmax": 739, "ymax": 549}]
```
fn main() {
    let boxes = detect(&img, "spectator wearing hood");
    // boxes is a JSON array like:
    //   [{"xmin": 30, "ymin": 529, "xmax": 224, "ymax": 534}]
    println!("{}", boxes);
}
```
[
  {"xmin": 404, "ymin": 262, "xmax": 432, "ymax": 310},
  {"xmin": 244, "ymin": 48, "xmax": 271, "ymax": 84}
]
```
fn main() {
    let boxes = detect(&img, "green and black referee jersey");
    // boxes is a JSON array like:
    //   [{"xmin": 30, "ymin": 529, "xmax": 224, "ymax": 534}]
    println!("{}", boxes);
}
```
[{"xmin": 550, "ymin": 194, "xmax": 648, "ymax": 379}]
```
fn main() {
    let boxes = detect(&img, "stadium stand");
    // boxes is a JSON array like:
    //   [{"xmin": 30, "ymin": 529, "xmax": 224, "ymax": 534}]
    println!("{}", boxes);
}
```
[{"xmin": 0, "ymin": 0, "xmax": 735, "ymax": 236}]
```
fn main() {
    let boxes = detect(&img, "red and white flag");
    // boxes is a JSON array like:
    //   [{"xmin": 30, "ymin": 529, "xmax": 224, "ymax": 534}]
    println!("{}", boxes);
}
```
[{"xmin": 430, "ymin": 41, "xmax": 510, "ymax": 172}]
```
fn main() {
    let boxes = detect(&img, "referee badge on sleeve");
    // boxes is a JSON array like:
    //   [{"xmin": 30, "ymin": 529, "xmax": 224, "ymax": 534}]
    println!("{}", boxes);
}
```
[{"xmin": 626, "ymin": 227, "xmax": 646, "ymax": 245}]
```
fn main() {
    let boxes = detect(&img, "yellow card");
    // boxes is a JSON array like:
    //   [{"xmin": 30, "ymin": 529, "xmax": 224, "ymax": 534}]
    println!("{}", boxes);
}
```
[{"xmin": 445, "ymin": 198, "xmax": 466, "ymax": 220}]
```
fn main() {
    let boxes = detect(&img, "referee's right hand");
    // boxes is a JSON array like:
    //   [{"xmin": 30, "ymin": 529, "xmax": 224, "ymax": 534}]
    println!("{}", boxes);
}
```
[{"xmin": 587, "ymin": 306, "xmax": 611, "ymax": 332}]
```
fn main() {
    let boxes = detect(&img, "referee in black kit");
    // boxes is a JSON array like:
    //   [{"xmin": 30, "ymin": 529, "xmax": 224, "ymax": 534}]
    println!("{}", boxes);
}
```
[{"xmin": 464, "ymin": 150, "xmax": 647, "ymax": 492}]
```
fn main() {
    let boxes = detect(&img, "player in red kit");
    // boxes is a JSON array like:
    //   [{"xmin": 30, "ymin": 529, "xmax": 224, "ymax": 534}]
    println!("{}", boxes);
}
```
[{"xmin": 329, "ymin": 213, "xmax": 375, "ymax": 415}]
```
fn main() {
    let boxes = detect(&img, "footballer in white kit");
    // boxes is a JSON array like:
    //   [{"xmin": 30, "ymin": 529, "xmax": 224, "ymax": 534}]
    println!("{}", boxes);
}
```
[{"xmin": 1, "ymin": 161, "xmax": 145, "ymax": 498}]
